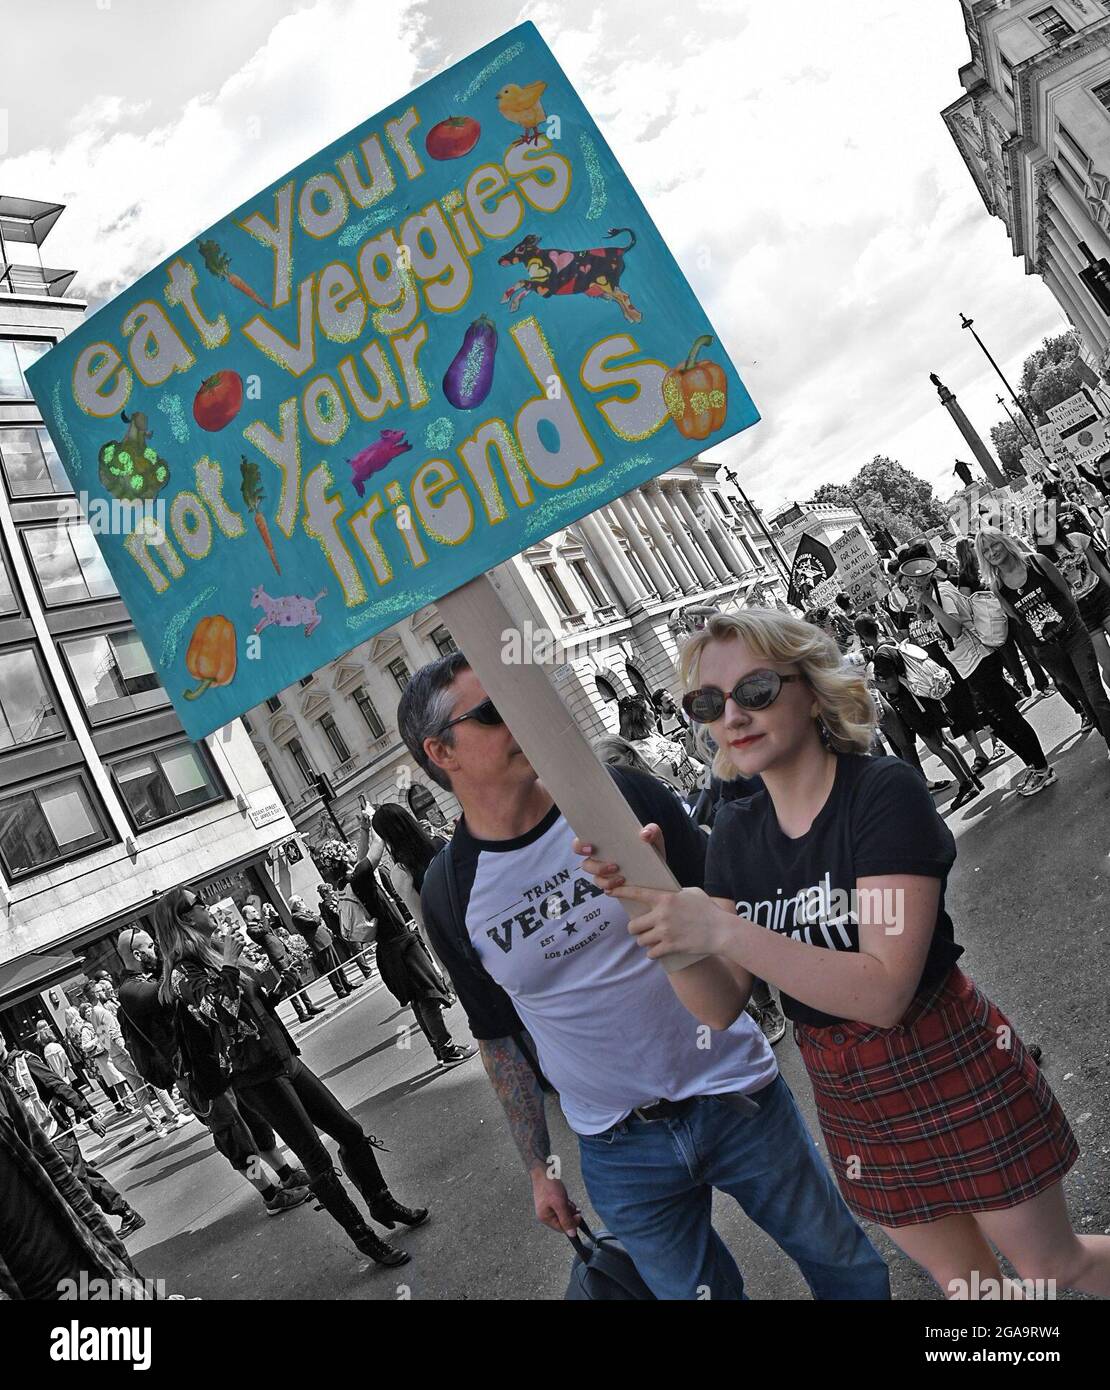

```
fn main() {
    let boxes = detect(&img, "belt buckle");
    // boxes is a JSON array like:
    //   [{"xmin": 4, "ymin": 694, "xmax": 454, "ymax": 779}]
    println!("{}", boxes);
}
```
[{"xmin": 632, "ymin": 1098, "xmax": 674, "ymax": 1122}]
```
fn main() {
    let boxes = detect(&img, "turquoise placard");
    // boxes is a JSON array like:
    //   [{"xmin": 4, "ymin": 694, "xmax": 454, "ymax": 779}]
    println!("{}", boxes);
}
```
[{"xmin": 28, "ymin": 22, "xmax": 758, "ymax": 741}]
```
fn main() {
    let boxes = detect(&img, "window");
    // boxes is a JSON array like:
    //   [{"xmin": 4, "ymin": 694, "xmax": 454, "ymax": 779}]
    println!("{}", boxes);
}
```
[
  {"xmin": 111, "ymin": 741, "xmax": 222, "ymax": 828},
  {"xmin": 0, "ymin": 427, "xmax": 70, "ymax": 497},
  {"xmin": 0, "ymin": 338, "xmax": 52, "ymax": 400},
  {"xmin": 1057, "ymin": 150, "xmax": 1087, "ymax": 192},
  {"xmin": 352, "ymin": 685, "xmax": 386, "ymax": 738},
  {"xmin": 537, "ymin": 563, "xmax": 576, "ymax": 617},
  {"xmin": 1057, "ymin": 121, "xmax": 1089, "ymax": 170},
  {"xmin": 1000, "ymin": 51, "xmax": 1014, "ymax": 74},
  {"xmin": 0, "ymin": 549, "xmax": 18, "ymax": 616},
  {"xmin": 0, "ymin": 774, "xmax": 111, "ymax": 881},
  {"xmin": 387, "ymin": 657, "xmax": 411, "ymax": 692},
  {"xmin": 287, "ymin": 737, "xmax": 315, "ymax": 786},
  {"xmin": 570, "ymin": 558, "xmax": 610, "ymax": 609},
  {"xmin": 320, "ymin": 712, "xmax": 351, "ymax": 763},
  {"xmin": 1093, "ymin": 78, "xmax": 1110, "ymax": 115},
  {"xmin": 241, "ymin": 714, "xmax": 253, "ymax": 736},
  {"xmin": 265, "ymin": 696, "xmax": 282, "ymax": 713},
  {"xmin": 299, "ymin": 675, "xmax": 313, "ymax": 687},
  {"xmin": 62, "ymin": 629, "xmax": 163, "ymax": 724},
  {"xmin": 23, "ymin": 523, "xmax": 117, "ymax": 607},
  {"xmin": 430, "ymin": 626, "xmax": 457, "ymax": 656},
  {"xmin": 0, "ymin": 648, "xmax": 63, "ymax": 749},
  {"xmin": 1030, "ymin": 8, "xmax": 1073, "ymax": 45}
]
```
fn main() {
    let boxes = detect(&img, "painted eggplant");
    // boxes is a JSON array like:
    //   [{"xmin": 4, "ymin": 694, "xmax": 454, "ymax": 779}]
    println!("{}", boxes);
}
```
[{"xmin": 443, "ymin": 314, "xmax": 498, "ymax": 409}]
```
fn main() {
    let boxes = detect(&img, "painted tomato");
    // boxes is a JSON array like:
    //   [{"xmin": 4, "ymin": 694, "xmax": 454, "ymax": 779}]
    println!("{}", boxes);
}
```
[
  {"xmin": 193, "ymin": 370, "xmax": 244, "ymax": 431},
  {"xmin": 425, "ymin": 116, "xmax": 481, "ymax": 160}
]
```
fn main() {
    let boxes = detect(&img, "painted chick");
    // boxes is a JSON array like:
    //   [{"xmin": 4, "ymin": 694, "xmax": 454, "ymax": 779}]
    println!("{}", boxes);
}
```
[{"xmin": 496, "ymin": 80, "xmax": 547, "ymax": 146}]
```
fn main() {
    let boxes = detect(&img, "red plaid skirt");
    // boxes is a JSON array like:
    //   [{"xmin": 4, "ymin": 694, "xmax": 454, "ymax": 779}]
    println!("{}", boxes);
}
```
[{"xmin": 795, "ymin": 968, "xmax": 1078, "ymax": 1228}]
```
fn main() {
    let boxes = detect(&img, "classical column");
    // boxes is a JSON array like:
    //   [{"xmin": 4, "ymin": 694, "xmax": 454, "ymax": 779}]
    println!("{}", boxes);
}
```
[
  {"xmin": 664, "ymin": 489, "xmax": 733, "ymax": 581},
  {"xmin": 652, "ymin": 483, "xmax": 717, "ymax": 587},
  {"xmin": 577, "ymin": 512, "xmax": 646, "ymax": 611},
  {"xmin": 677, "ymin": 486, "xmax": 739, "ymax": 578},
  {"xmin": 691, "ymin": 487, "xmax": 753, "ymax": 577},
  {"xmin": 1045, "ymin": 253, "xmax": 1107, "ymax": 360},
  {"xmin": 609, "ymin": 494, "xmax": 677, "ymax": 598},
  {"xmin": 1045, "ymin": 222, "xmax": 1110, "ymax": 354},
  {"xmin": 627, "ymin": 487, "xmax": 698, "ymax": 592},
  {"xmin": 1049, "ymin": 174, "xmax": 1110, "ymax": 262}
]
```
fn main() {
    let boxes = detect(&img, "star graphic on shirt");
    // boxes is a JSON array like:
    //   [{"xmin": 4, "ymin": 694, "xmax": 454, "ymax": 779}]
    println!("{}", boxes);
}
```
[{"xmin": 562, "ymin": 921, "xmax": 577, "ymax": 936}]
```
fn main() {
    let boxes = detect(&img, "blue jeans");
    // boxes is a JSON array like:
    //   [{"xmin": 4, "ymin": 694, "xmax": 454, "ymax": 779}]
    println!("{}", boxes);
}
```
[{"xmin": 577, "ymin": 1074, "xmax": 890, "ymax": 1300}]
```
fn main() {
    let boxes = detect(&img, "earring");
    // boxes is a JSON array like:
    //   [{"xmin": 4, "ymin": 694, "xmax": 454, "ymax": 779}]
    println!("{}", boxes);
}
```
[{"xmin": 816, "ymin": 716, "xmax": 833, "ymax": 748}]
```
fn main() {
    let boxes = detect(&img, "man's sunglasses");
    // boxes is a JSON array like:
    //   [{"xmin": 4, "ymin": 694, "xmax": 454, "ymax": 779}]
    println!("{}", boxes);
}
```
[
  {"xmin": 681, "ymin": 671, "xmax": 802, "ymax": 724},
  {"xmin": 435, "ymin": 698, "xmax": 504, "ymax": 736}
]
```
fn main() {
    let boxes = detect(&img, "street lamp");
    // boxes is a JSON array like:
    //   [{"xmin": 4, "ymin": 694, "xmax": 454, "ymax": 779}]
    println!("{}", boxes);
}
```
[
  {"xmin": 720, "ymin": 465, "xmax": 793, "ymax": 585},
  {"xmin": 959, "ymin": 312, "xmax": 1045, "ymax": 449}
]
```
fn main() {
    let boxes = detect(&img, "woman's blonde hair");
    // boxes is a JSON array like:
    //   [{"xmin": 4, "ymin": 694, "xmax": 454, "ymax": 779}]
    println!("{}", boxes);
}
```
[
  {"xmin": 973, "ymin": 527, "xmax": 1035, "ymax": 592},
  {"xmin": 678, "ymin": 608, "xmax": 876, "ymax": 780}
]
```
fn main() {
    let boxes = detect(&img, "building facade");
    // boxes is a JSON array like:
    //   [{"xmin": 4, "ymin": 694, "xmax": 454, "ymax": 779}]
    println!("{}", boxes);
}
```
[
  {"xmin": 944, "ymin": 1, "xmax": 1110, "ymax": 372},
  {"xmin": 0, "ymin": 197, "xmax": 315, "ymax": 1040},
  {"xmin": 243, "ymin": 460, "xmax": 787, "ymax": 850},
  {"xmin": 765, "ymin": 499, "xmax": 872, "ymax": 562}
]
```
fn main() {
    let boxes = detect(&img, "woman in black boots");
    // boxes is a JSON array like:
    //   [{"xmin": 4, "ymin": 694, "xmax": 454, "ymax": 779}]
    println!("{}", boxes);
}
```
[
  {"xmin": 317, "ymin": 830, "xmax": 475, "ymax": 1068},
  {"xmin": 153, "ymin": 886, "xmax": 428, "ymax": 1267}
]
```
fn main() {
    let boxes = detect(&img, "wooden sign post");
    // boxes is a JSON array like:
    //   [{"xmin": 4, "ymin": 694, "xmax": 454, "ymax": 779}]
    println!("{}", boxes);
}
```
[{"xmin": 436, "ymin": 569, "xmax": 702, "ymax": 973}]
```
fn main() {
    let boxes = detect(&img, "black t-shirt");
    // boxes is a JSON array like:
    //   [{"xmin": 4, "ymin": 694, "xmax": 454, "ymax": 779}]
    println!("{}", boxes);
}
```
[
  {"xmin": 703, "ymin": 754, "xmax": 962, "ymax": 1028},
  {"xmin": 1007, "ymin": 564, "xmax": 1070, "ymax": 643}
]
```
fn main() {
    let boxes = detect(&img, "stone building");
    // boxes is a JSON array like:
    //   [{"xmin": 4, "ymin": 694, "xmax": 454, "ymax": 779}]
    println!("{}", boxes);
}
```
[
  {"xmin": 0, "ymin": 196, "xmax": 312, "ymax": 1040},
  {"xmin": 943, "ymin": 1, "xmax": 1110, "ymax": 372}
]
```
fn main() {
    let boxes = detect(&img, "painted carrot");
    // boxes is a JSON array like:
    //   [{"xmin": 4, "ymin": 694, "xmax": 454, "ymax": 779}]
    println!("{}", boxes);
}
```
[
  {"xmin": 240, "ymin": 455, "xmax": 281, "ymax": 575},
  {"xmin": 197, "ymin": 239, "xmax": 268, "ymax": 308}
]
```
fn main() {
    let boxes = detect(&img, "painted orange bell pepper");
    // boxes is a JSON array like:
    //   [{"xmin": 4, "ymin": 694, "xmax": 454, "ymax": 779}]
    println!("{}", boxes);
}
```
[
  {"xmin": 662, "ymin": 335, "xmax": 728, "ymax": 440},
  {"xmin": 184, "ymin": 615, "xmax": 237, "ymax": 699}
]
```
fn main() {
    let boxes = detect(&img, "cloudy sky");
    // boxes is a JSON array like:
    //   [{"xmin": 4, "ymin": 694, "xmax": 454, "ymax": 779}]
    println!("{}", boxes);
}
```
[{"xmin": 0, "ymin": 0, "xmax": 1069, "ymax": 513}]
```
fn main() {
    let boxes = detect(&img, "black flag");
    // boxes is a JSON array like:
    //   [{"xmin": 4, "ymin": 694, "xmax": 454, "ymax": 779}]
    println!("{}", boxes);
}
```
[{"xmin": 787, "ymin": 532, "xmax": 837, "ymax": 608}]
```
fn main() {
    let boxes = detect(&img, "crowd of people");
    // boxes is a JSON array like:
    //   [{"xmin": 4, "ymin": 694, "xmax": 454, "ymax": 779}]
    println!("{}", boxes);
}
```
[{"xmin": 4, "ymin": 467, "xmax": 1109, "ymax": 1302}]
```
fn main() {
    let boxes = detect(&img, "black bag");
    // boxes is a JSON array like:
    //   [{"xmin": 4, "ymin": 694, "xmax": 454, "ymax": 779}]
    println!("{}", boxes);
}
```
[
  {"xmin": 117, "ymin": 1005, "xmax": 177, "ymax": 1091},
  {"xmin": 565, "ymin": 1218, "xmax": 656, "ymax": 1301},
  {"xmin": 171, "ymin": 997, "xmax": 231, "ymax": 1103}
]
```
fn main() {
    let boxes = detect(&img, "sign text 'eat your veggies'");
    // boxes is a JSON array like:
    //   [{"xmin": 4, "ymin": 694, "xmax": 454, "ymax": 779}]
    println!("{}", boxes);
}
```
[{"xmin": 28, "ymin": 22, "xmax": 758, "ymax": 740}]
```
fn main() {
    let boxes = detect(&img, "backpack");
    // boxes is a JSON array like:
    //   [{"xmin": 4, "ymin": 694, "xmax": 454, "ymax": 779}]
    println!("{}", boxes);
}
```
[
  {"xmin": 565, "ymin": 1218, "xmax": 656, "ymax": 1300},
  {"xmin": 969, "ymin": 591, "xmax": 1008, "ymax": 648},
  {"xmin": 117, "ymin": 1001, "xmax": 178, "ymax": 1091},
  {"xmin": 896, "ymin": 642, "xmax": 953, "ymax": 701}
]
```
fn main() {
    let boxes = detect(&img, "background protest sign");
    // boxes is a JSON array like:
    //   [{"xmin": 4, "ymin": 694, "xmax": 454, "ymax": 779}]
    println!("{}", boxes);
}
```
[
  {"xmin": 786, "ymin": 532, "xmax": 837, "ymax": 608},
  {"xmin": 27, "ymin": 21, "xmax": 758, "ymax": 742}
]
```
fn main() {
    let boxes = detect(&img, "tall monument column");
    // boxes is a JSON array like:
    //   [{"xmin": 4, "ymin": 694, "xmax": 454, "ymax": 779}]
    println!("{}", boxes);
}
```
[{"xmin": 928, "ymin": 373, "xmax": 1007, "ymax": 487}]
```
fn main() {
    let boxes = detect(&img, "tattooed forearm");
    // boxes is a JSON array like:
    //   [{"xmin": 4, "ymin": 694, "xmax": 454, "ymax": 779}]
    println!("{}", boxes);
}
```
[{"xmin": 479, "ymin": 1035, "xmax": 551, "ymax": 1175}]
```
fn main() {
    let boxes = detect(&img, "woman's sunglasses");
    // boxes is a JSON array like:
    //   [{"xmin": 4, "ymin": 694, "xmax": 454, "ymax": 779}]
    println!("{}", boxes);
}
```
[
  {"xmin": 681, "ymin": 670, "xmax": 802, "ymax": 724},
  {"xmin": 435, "ymin": 697, "xmax": 504, "ymax": 736}
]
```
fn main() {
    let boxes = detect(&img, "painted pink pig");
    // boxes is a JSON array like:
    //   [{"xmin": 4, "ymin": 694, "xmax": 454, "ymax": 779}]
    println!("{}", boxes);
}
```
[{"xmin": 348, "ymin": 429, "xmax": 412, "ymax": 496}]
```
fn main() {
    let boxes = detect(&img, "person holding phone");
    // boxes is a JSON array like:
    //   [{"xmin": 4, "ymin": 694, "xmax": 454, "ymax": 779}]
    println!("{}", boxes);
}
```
[{"xmin": 576, "ymin": 608, "xmax": 1106, "ymax": 1300}]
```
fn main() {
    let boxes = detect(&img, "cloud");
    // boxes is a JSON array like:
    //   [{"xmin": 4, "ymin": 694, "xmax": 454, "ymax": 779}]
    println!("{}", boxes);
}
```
[{"xmin": 0, "ymin": 0, "xmax": 1068, "ymax": 511}]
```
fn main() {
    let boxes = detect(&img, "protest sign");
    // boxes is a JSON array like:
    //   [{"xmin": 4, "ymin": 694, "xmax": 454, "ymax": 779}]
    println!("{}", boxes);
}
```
[
  {"xmin": 787, "ymin": 533, "xmax": 837, "ymax": 608},
  {"xmin": 830, "ymin": 525, "xmax": 878, "ymax": 584},
  {"xmin": 27, "ymin": 22, "xmax": 757, "ymax": 742}
]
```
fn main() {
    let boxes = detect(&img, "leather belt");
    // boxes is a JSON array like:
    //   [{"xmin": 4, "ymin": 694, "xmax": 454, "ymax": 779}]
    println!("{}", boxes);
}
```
[{"xmin": 630, "ymin": 1090, "xmax": 762, "ymax": 1123}]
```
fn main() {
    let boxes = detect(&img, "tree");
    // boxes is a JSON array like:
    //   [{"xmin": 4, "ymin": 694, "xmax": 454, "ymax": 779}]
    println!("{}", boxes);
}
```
[
  {"xmin": 812, "ymin": 455, "xmax": 949, "ymax": 544},
  {"xmin": 987, "ymin": 329, "xmax": 1099, "ymax": 458}
]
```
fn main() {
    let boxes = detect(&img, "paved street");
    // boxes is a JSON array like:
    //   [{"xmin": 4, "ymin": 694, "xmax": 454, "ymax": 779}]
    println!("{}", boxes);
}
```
[{"xmin": 83, "ymin": 689, "xmax": 1110, "ymax": 1301}]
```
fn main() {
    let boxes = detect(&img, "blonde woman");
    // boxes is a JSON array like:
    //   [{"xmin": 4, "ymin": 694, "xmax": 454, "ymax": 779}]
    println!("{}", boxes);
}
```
[
  {"xmin": 975, "ymin": 528, "xmax": 1110, "ymax": 753},
  {"xmin": 575, "ymin": 608, "xmax": 1108, "ymax": 1299}
]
